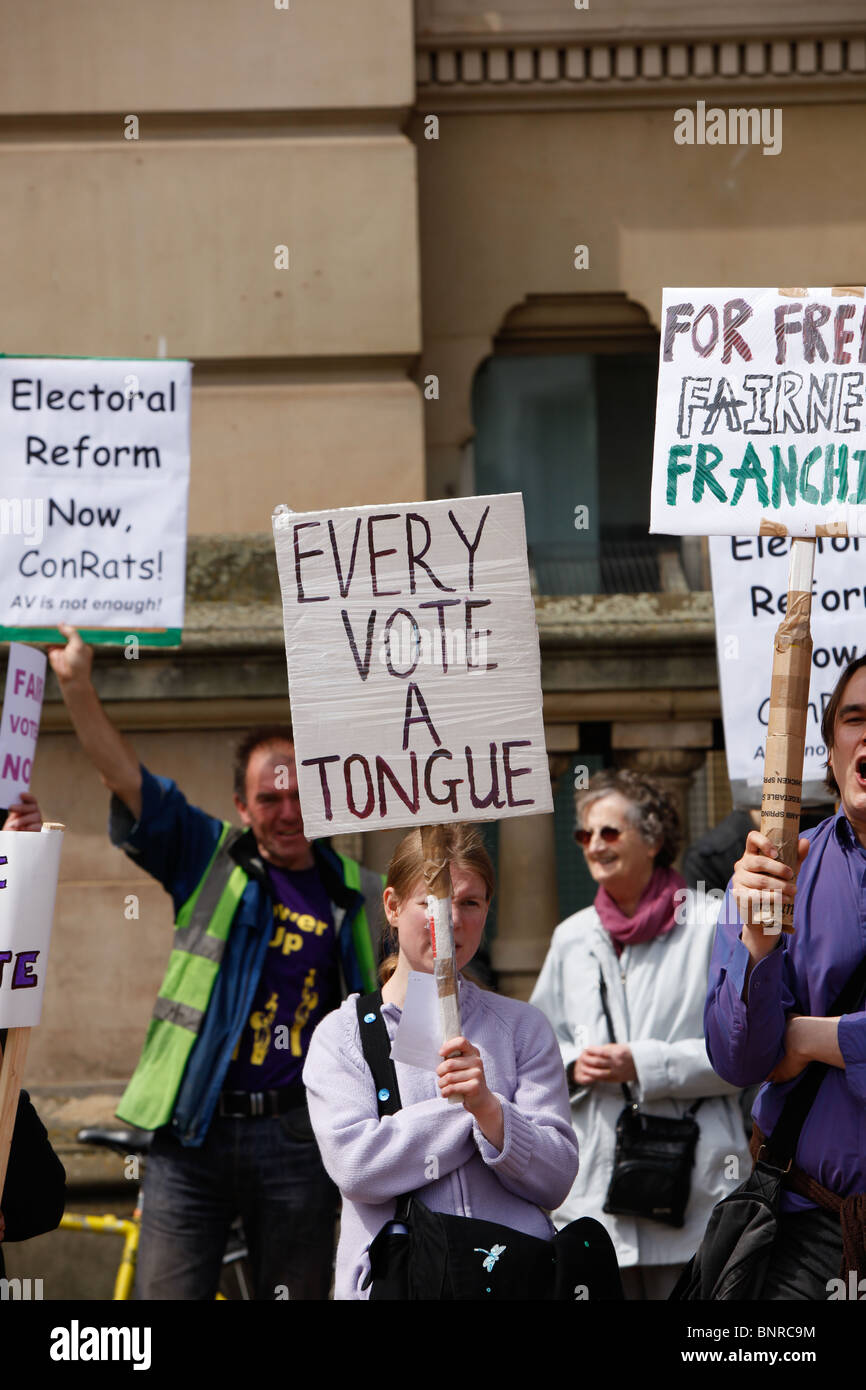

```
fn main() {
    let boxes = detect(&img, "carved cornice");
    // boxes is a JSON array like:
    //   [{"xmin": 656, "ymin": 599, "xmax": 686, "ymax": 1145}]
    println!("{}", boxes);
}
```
[{"xmin": 415, "ymin": 34, "xmax": 866, "ymax": 109}]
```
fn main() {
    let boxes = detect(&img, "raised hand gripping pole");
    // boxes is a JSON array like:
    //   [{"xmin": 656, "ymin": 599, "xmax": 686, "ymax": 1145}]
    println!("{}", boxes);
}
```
[{"xmin": 757, "ymin": 539, "xmax": 816, "ymax": 934}]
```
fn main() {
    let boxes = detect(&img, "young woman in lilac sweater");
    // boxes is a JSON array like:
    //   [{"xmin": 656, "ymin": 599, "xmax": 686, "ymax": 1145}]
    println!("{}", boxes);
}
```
[{"xmin": 303, "ymin": 825, "xmax": 579, "ymax": 1299}]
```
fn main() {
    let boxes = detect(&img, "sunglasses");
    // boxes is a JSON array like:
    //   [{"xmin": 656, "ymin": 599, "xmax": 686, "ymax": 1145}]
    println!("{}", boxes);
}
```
[{"xmin": 574, "ymin": 825, "xmax": 622, "ymax": 847}]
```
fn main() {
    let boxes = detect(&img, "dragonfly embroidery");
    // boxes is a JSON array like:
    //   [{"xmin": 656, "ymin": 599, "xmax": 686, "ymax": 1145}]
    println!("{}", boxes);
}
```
[{"xmin": 474, "ymin": 1243, "xmax": 506, "ymax": 1272}]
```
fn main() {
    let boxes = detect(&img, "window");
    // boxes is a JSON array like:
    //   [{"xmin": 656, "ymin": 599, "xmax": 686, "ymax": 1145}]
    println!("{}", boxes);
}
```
[{"xmin": 470, "ymin": 293, "xmax": 672, "ymax": 594}]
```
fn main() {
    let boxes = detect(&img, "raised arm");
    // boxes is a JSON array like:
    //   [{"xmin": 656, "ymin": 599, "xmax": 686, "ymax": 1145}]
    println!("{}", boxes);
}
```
[
  {"xmin": 704, "ymin": 831, "xmax": 805, "ymax": 1085},
  {"xmin": 48, "ymin": 625, "xmax": 142, "ymax": 821}
]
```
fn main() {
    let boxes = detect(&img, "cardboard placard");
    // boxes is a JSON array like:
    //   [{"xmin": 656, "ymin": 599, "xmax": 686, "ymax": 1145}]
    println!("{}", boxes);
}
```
[
  {"xmin": 0, "ymin": 357, "xmax": 191, "ymax": 645},
  {"xmin": 0, "ymin": 643, "xmax": 47, "ymax": 807},
  {"xmin": 650, "ymin": 287, "xmax": 866, "ymax": 538},
  {"xmin": 272, "ymin": 493, "xmax": 552, "ymax": 839},
  {"xmin": 0, "ymin": 827, "xmax": 63, "ymax": 1028}
]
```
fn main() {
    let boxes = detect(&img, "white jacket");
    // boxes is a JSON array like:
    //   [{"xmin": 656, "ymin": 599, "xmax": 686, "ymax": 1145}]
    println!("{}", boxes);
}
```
[{"xmin": 530, "ymin": 891, "xmax": 751, "ymax": 1267}]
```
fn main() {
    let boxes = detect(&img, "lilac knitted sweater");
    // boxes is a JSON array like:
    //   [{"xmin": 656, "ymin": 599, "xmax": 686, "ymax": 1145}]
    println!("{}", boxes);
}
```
[{"xmin": 303, "ymin": 979, "xmax": 580, "ymax": 1300}]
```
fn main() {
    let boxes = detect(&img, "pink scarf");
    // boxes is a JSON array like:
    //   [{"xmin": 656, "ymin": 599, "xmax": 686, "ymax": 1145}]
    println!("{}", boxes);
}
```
[{"xmin": 594, "ymin": 865, "xmax": 686, "ymax": 955}]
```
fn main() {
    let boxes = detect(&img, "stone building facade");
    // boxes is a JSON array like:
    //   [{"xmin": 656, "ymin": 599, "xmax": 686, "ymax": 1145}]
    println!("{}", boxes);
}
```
[{"xmin": 0, "ymin": 0, "xmax": 863, "ymax": 1097}]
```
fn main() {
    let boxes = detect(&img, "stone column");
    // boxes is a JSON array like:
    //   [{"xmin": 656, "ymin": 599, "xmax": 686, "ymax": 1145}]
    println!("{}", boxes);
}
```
[
  {"xmin": 611, "ymin": 721, "xmax": 711, "ymax": 865},
  {"xmin": 491, "ymin": 751, "xmax": 572, "ymax": 1002}
]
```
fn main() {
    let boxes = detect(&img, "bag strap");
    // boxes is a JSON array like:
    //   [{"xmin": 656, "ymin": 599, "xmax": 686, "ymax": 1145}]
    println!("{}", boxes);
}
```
[
  {"xmin": 766, "ymin": 949, "xmax": 866, "ymax": 1167},
  {"xmin": 355, "ymin": 992, "xmax": 413, "ymax": 1222},
  {"xmin": 356, "ymin": 991, "xmax": 402, "ymax": 1117},
  {"xmin": 598, "ymin": 968, "xmax": 703, "ymax": 1119}
]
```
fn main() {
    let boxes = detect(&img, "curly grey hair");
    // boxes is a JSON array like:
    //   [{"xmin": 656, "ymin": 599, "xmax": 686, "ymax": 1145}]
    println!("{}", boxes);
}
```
[{"xmin": 575, "ymin": 768, "xmax": 682, "ymax": 869}]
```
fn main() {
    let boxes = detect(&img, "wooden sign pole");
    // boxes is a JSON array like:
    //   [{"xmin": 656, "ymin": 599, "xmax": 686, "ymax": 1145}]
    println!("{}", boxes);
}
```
[
  {"xmin": 757, "ymin": 539, "xmax": 816, "ymax": 933},
  {"xmin": 421, "ymin": 823, "xmax": 462, "ymax": 1101}
]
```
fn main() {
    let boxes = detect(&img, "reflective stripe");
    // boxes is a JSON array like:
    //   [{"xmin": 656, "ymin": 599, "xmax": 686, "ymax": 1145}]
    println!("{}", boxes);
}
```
[
  {"xmin": 175, "ymin": 826, "xmax": 245, "ymax": 962},
  {"xmin": 153, "ymin": 996, "xmax": 204, "ymax": 1032},
  {"xmin": 175, "ymin": 822, "xmax": 233, "ymax": 929},
  {"xmin": 172, "ymin": 928, "xmax": 225, "ymax": 965}
]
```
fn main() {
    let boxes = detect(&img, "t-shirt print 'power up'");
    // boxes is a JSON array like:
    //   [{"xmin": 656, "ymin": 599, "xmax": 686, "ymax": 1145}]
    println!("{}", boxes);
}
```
[{"xmin": 223, "ymin": 864, "xmax": 341, "ymax": 1091}]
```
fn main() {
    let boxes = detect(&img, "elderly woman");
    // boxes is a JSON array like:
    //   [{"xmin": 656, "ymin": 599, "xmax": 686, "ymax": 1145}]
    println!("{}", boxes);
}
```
[{"xmin": 531, "ymin": 769, "xmax": 750, "ymax": 1300}]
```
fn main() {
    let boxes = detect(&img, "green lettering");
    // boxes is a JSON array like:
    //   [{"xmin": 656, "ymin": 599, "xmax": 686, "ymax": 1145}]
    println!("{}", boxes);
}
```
[
  {"xmin": 799, "ymin": 446, "xmax": 822, "ymax": 504},
  {"xmin": 848, "ymin": 450, "xmax": 866, "ymax": 505},
  {"xmin": 693, "ymin": 444, "xmax": 728, "ymax": 503},
  {"xmin": 771, "ymin": 445, "xmax": 798, "ymax": 508},
  {"xmin": 666, "ymin": 445, "xmax": 692, "ymax": 504},
  {"xmin": 730, "ymin": 442, "xmax": 769, "ymax": 508},
  {"xmin": 821, "ymin": 444, "xmax": 848, "ymax": 505}
]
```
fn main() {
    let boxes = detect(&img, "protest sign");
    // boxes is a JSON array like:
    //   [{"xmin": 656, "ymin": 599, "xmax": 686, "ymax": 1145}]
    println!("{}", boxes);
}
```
[
  {"xmin": 0, "ymin": 643, "xmax": 47, "ymax": 808},
  {"xmin": 0, "ymin": 357, "xmax": 191, "ymax": 646},
  {"xmin": 272, "ymin": 493, "xmax": 552, "ymax": 840},
  {"xmin": 0, "ymin": 826, "xmax": 64, "ymax": 1028},
  {"xmin": 710, "ymin": 534, "xmax": 864, "ymax": 806},
  {"xmin": 650, "ymin": 287, "xmax": 866, "ymax": 539},
  {"xmin": 274, "ymin": 492, "xmax": 551, "ymax": 1051},
  {"xmin": 0, "ymin": 823, "xmax": 64, "ymax": 1197}
]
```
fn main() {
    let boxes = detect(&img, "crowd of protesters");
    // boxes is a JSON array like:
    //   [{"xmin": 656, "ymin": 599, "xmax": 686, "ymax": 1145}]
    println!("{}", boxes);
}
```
[{"xmin": 3, "ymin": 625, "xmax": 866, "ymax": 1301}]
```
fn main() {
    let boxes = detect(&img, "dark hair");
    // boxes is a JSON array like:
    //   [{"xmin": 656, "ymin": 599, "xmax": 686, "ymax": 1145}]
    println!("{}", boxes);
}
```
[
  {"xmin": 379, "ymin": 824, "xmax": 495, "ymax": 983},
  {"xmin": 232, "ymin": 725, "xmax": 295, "ymax": 802},
  {"xmin": 820, "ymin": 655, "xmax": 866, "ymax": 797},
  {"xmin": 575, "ymin": 768, "xmax": 682, "ymax": 869}
]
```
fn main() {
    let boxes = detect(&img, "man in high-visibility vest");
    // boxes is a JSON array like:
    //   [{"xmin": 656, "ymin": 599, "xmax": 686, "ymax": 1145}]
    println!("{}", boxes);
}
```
[{"xmin": 49, "ymin": 625, "xmax": 383, "ymax": 1300}]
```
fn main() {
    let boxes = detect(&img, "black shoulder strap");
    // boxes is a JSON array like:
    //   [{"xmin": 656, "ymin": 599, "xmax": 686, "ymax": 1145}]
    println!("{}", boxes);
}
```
[
  {"xmin": 768, "ymin": 949, "xmax": 866, "ymax": 1166},
  {"xmin": 356, "ymin": 991, "xmax": 402, "ymax": 1117}
]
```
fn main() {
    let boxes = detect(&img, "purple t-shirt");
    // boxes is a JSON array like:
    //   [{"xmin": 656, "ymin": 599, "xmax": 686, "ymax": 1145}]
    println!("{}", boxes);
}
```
[{"xmin": 223, "ymin": 864, "xmax": 341, "ymax": 1091}]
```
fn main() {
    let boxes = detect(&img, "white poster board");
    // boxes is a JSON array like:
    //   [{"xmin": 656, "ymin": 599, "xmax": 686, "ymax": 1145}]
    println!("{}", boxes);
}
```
[
  {"xmin": 0, "ymin": 643, "xmax": 46, "ymax": 807},
  {"xmin": 0, "ymin": 358, "xmax": 192, "ymax": 644},
  {"xmin": 0, "ymin": 828, "xmax": 63, "ymax": 1027},
  {"xmin": 273, "ymin": 494, "xmax": 553, "ymax": 838},
  {"xmin": 710, "ymin": 533, "xmax": 864, "ymax": 804},
  {"xmin": 650, "ymin": 288, "xmax": 866, "ymax": 538}
]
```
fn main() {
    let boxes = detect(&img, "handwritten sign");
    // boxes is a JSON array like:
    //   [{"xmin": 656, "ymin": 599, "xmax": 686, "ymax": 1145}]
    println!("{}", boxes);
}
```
[
  {"xmin": 0, "ymin": 357, "xmax": 191, "ymax": 645},
  {"xmin": 0, "ymin": 643, "xmax": 47, "ymax": 808},
  {"xmin": 650, "ymin": 288, "xmax": 866, "ymax": 537},
  {"xmin": 710, "ymin": 534, "xmax": 864, "ymax": 805},
  {"xmin": 0, "ymin": 828, "xmax": 63, "ymax": 1028},
  {"xmin": 272, "ymin": 494, "xmax": 552, "ymax": 838}
]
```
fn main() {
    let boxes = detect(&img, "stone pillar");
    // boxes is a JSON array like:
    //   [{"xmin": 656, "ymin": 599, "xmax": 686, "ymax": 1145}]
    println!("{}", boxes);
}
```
[
  {"xmin": 491, "ymin": 751, "xmax": 571, "ymax": 1002},
  {"xmin": 611, "ymin": 721, "xmax": 711, "ymax": 865}
]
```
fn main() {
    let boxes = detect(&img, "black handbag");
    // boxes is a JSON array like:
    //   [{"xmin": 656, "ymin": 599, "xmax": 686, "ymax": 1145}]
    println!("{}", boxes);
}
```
[
  {"xmin": 356, "ymin": 991, "xmax": 624, "ymax": 1301},
  {"xmin": 671, "ymin": 951, "xmax": 866, "ymax": 1301},
  {"xmin": 598, "ymin": 970, "xmax": 703, "ymax": 1228}
]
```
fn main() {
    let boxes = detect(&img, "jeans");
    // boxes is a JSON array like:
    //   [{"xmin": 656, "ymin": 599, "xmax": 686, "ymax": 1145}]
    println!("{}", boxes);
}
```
[{"xmin": 135, "ymin": 1106, "xmax": 338, "ymax": 1300}]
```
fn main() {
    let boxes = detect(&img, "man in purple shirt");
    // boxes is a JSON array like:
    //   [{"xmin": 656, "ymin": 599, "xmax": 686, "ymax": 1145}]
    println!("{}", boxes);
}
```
[{"xmin": 705, "ymin": 655, "xmax": 866, "ymax": 1299}]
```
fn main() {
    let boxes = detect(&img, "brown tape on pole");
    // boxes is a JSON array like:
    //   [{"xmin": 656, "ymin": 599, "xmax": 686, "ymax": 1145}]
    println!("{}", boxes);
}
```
[
  {"xmin": 420, "ymin": 824, "xmax": 462, "ymax": 1075},
  {"xmin": 421, "ymin": 823, "xmax": 450, "ymax": 901},
  {"xmin": 757, "ymin": 541, "xmax": 816, "ymax": 934}
]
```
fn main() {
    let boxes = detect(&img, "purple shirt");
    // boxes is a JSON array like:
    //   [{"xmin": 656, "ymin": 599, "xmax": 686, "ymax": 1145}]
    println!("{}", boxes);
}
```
[
  {"xmin": 303, "ymin": 979, "xmax": 579, "ymax": 1299},
  {"xmin": 705, "ymin": 810, "xmax": 866, "ymax": 1210},
  {"xmin": 223, "ymin": 864, "xmax": 340, "ymax": 1090}
]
